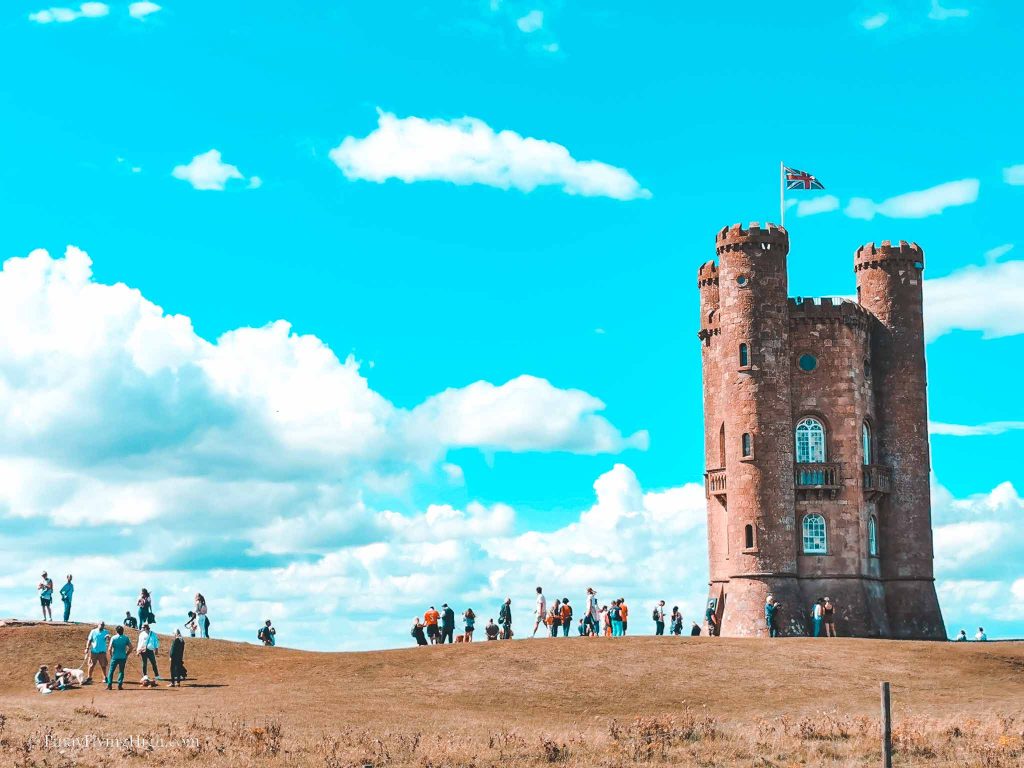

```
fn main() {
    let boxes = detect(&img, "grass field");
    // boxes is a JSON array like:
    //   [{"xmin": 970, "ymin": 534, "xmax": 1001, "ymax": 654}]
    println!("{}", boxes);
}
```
[{"xmin": 1, "ymin": 620, "xmax": 1022, "ymax": 766}]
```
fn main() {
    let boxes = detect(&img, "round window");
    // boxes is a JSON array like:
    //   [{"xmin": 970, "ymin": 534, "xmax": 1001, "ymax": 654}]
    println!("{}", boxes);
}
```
[
  {"xmin": 798, "ymin": 353, "xmax": 818, "ymax": 372},
  {"xmin": 736, "ymin": 275, "xmax": 749, "ymax": 286}
]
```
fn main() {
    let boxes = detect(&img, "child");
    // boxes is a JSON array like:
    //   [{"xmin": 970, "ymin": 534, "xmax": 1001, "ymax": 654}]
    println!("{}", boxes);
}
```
[{"xmin": 185, "ymin": 612, "xmax": 199, "ymax": 637}]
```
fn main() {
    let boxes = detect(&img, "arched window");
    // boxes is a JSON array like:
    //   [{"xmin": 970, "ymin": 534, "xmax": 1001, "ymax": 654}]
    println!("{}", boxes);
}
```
[
  {"xmin": 739, "ymin": 343, "xmax": 749, "ymax": 367},
  {"xmin": 744, "ymin": 524, "xmax": 754, "ymax": 549},
  {"xmin": 802, "ymin": 513, "xmax": 827, "ymax": 554},
  {"xmin": 862, "ymin": 422, "xmax": 872, "ymax": 464},
  {"xmin": 795, "ymin": 417, "xmax": 826, "ymax": 463},
  {"xmin": 868, "ymin": 515, "xmax": 878, "ymax": 556},
  {"xmin": 741, "ymin": 432, "xmax": 753, "ymax": 458}
]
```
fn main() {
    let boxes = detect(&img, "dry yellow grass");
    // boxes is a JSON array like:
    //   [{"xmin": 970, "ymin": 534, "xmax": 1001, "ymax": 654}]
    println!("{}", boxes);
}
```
[{"xmin": 1, "ymin": 621, "xmax": 1022, "ymax": 766}]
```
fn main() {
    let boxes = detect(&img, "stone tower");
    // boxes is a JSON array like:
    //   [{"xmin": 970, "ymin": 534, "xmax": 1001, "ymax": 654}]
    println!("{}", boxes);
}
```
[{"xmin": 698, "ymin": 222, "xmax": 945, "ymax": 639}]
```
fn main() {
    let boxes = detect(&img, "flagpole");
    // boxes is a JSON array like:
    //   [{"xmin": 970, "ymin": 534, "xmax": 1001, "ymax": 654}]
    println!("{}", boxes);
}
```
[{"xmin": 779, "ymin": 160, "xmax": 785, "ymax": 227}]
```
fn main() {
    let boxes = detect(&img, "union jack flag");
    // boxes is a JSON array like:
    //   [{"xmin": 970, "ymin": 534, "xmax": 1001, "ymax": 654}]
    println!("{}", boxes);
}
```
[{"xmin": 784, "ymin": 166, "xmax": 825, "ymax": 190}]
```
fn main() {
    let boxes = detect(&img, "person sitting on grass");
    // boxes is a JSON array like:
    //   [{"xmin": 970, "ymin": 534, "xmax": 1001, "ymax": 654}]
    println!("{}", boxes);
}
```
[
  {"xmin": 975, "ymin": 627, "xmax": 987, "ymax": 642},
  {"xmin": 954, "ymin": 629, "xmax": 968, "ymax": 642},
  {"xmin": 123, "ymin": 611, "xmax": 138, "ymax": 630},
  {"xmin": 35, "ymin": 665, "xmax": 53, "ymax": 694},
  {"xmin": 53, "ymin": 664, "xmax": 84, "ymax": 689},
  {"xmin": 690, "ymin": 621, "xmax": 702, "ymax": 636},
  {"xmin": 484, "ymin": 619, "xmax": 499, "ymax": 641}
]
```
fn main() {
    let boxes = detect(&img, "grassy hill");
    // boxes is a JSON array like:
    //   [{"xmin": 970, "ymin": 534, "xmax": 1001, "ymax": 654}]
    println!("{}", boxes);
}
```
[{"xmin": 2, "ymin": 620, "xmax": 1022, "ymax": 766}]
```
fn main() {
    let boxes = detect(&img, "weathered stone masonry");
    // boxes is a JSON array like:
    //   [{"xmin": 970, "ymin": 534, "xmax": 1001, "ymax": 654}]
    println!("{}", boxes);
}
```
[{"xmin": 698, "ymin": 222, "xmax": 945, "ymax": 639}]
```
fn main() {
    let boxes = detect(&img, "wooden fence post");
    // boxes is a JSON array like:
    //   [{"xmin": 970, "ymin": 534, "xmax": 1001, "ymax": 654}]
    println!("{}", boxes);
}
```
[{"xmin": 881, "ymin": 681, "xmax": 892, "ymax": 768}]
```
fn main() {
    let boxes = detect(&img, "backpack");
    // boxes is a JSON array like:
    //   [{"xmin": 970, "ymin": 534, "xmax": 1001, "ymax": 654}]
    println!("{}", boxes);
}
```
[{"xmin": 652, "ymin": 608, "xmax": 660, "ymax": 621}]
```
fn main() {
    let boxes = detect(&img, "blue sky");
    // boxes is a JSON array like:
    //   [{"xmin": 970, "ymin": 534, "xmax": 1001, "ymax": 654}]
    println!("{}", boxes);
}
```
[{"xmin": 0, "ymin": 1, "xmax": 1021, "ymax": 648}]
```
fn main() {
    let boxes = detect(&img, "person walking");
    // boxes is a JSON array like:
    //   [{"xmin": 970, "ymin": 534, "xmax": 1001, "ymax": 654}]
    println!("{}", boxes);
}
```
[
  {"xmin": 532, "ymin": 587, "xmax": 547, "ymax": 638},
  {"xmin": 169, "ymin": 629, "xmax": 186, "ymax": 687},
  {"xmin": 38, "ymin": 572, "xmax": 54, "ymax": 622},
  {"xmin": 84, "ymin": 621, "xmax": 110, "ymax": 683},
  {"xmin": 105, "ymin": 625, "xmax": 131, "ymax": 690},
  {"xmin": 823, "ymin": 596, "xmax": 836, "ymax": 637},
  {"xmin": 463, "ymin": 608, "xmax": 476, "ymax": 642},
  {"xmin": 585, "ymin": 588, "xmax": 599, "ymax": 636},
  {"xmin": 484, "ymin": 619, "xmax": 499, "ymax": 640},
  {"xmin": 137, "ymin": 623, "xmax": 160, "ymax": 680},
  {"xmin": 812, "ymin": 598, "xmax": 824, "ymax": 637},
  {"xmin": 423, "ymin": 606, "xmax": 440, "ymax": 644},
  {"xmin": 411, "ymin": 617, "xmax": 428, "ymax": 646},
  {"xmin": 653, "ymin": 600, "xmax": 666, "ymax": 636},
  {"xmin": 59, "ymin": 575, "xmax": 74, "ymax": 623},
  {"xmin": 670, "ymin": 607, "xmax": 683, "ymax": 635},
  {"xmin": 440, "ymin": 603, "xmax": 455, "ymax": 644},
  {"xmin": 137, "ymin": 588, "xmax": 154, "ymax": 628},
  {"xmin": 194, "ymin": 593, "xmax": 210, "ymax": 638},
  {"xmin": 258, "ymin": 620, "xmax": 276, "ymax": 646},
  {"xmin": 609, "ymin": 600, "xmax": 623, "ymax": 637},
  {"xmin": 619, "ymin": 598, "xmax": 629, "ymax": 635},
  {"xmin": 765, "ymin": 595, "xmax": 781, "ymax": 638},
  {"xmin": 560, "ymin": 599, "xmax": 572, "ymax": 637},
  {"xmin": 498, "ymin": 597, "xmax": 512, "ymax": 639},
  {"xmin": 690, "ymin": 621, "xmax": 702, "ymax": 636}
]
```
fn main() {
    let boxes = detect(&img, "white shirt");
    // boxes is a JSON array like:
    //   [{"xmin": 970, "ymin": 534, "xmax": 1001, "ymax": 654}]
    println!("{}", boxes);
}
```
[
  {"xmin": 975, "ymin": 631, "xmax": 987, "ymax": 641},
  {"xmin": 137, "ymin": 630, "xmax": 159, "ymax": 653},
  {"xmin": 813, "ymin": 604, "xmax": 824, "ymax": 618},
  {"xmin": 587, "ymin": 594, "xmax": 598, "ymax": 618},
  {"xmin": 654, "ymin": 604, "xmax": 666, "ymax": 621},
  {"xmin": 536, "ymin": 593, "xmax": 546, "ymax": 617}
]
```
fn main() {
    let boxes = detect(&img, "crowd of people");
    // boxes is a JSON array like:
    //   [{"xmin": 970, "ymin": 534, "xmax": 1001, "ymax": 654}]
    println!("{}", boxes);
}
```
[{"xmin": 409, "ymin": 587, "xmax": 711, "ymax": 646}]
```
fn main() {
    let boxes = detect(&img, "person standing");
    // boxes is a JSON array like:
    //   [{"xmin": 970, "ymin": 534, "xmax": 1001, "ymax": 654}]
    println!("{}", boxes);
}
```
[
  {"xmin": 609, "ymin": 600, "xmax": 623, "ymax": 637},
  {"xmin": 560, "ymin": 599, "xmax": 572, "ymax": 637},
  {"xmin": 59, "ymin": 575, "xmax": 74, "ymax": 623},
  {"xmin": 194, "ymin": 594, "xmax": 209, "ymax": 638},
  {"xmin": 411, "ymin": 617, "xmax": 428, "ymax": 646},
  {"xmin": 653, "ymin": 600, "xmax": 666, "ymax": 636},
  {"xmin": 532, "ymin": 587, "xmax": 547, "ymax": 638},
  {"xmin": 484, "ymin": 619, "xmax": 499, "ymax": 641},
  {"xmin": 463, "ymin": 608, "xmax": 476, "ymax": 642},
  {"xmin": 258, "ymin": 620, "xmax": 277, "ymax": 646},
  {"xmin": 812, "ymin": 599, "xmax": 824, "ymax": 637},
  {"xmin": 137, "ymin": 588, "xmax": 153, "ymax": 628},
  {"xmin": 137, "ymin": 623, "xmax": 160, "ymax": 679},
  {"xmin": 547, "ymin": 605, "xmax": 560, "ymax": 637},
  {"xmin": 619, "ymin": 598, "xmax": 629, "ymax": 635},
  {"xmin": 705, "ymin": 598, "xmax": 719, "ymax": 637},
  {"xmin": 84, "ymin": 621, "xmax": 110, "ymax": 683},
  {"xmin": 585, "ymin": 588, "xmax": 599, "ymax": 636},
  {"xmin": 823, "ymin": 596, "xmax": 836, "ymax": 637},
  {"xmin": 169, "ymin": 629, "xmax": 186, "ymax": 687},
  {"xmin": 105, "ymin": 626, "xmax": 131, "ymax": 690},
  {"xmin": 765, "ymin": 595, "xmax": 781, "ymax": 638},
  {"xmin": 38, "ymin": 572, "xmax": 54, "ymax": 622},
  {"xmin": 440, "ymin": 603, "xmax": 455, "ymax": 644},
  {"xmin": 670, "ymin": 607, "xmax": 683, "ymax": 635},
  {"xmin": 423, "ymin": 606, "xmax": 440, "ymax": 644},
  {"xmin": 498, "ymin": 597, "xmax": 512, "ymax": 639},
  {"xmin": 599, "ymin": 605, "xmax": 610, "ymax": 637}
]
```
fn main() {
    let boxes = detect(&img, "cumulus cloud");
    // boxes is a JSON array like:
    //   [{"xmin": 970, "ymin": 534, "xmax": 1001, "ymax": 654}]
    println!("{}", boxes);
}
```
[
  {"xmin": 516, "ymin": 9, "xmax": 543, "ymax": 32},
  {"xmin": 928, "ymin": 0, "xmax": 969, "ymax": 21},
  {"xmin": 795, "ymin": 194, "xmax": 840, "ymax": 217},
  {"xmin": 329, "ymin": 111, "xmax": 651, "ymax": 200},
  {"xmin": 29, "ymin": 2, "xmax": 108, "ymax": 23},
  {"xmin": 845, "ymin": 179, "xmax": 979, "ymax": 220},
  {"xmin": 1004, "ymin": 165, "xmax": 1024, "ymax": 185},
  {"xmin": 924, "ymin": 258, "xmax": 1024, "ymax": 341},
  {"xmin": 861, "ymin": 12, "xmax": 889, "ymax": 29},
  {"xmin": 172, "ymin": 149, "xmax": 254, "ymax": 191},
  {"xmin": 128, "ymin": 1, "xmax": 161, "ymax": 19}
]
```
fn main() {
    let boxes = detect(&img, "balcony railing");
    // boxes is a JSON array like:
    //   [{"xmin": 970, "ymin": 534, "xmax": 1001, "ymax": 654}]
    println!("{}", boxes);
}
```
[
  {"xmin": 705, "ymin": 467, "xmax": 727, "ymax": 498},
  {"xmin": 862, "ymin": 464, "xmax": 892, "ymax": 498},
  {"xmin": 795, "ymin": 462, "xmax": 842, "ymax": 498}
]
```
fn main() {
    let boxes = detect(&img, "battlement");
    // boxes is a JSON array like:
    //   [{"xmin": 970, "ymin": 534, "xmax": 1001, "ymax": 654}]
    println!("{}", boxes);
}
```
[
  {"xmin": 787, "ymin": 296, "xmax": 875, "ymax": 326},
  {"xmin": 854, "ymin": 240, "xmax": 924, "ymax": 271},
  {"xmin": 715, "ymin": 222, "xmax": 789, "ymax": 255},
  {"xmin": 697, "ymin": 260, "xmax": 719, "ymax": 285}
]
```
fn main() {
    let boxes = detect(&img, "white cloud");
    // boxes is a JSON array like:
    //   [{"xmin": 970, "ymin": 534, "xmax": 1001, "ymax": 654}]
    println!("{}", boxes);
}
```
[
  {"xmin": 795, "ymin": 194, "xmax": 840, "ymax": 217},
  {"xmin": 845, "ymin": 179, "xmax": 979, "ymax": 220},
  {"xmin": 329, "ymin": 111, "xmax": 651, "ymax": 201},
  {"xmin": 516, "ymin": 9, "xmax": 543, "ymax": 33},
  {"xmin": 928, "ymin": 0, "xmax": 969, "ymax": 21},
  {"xmin": 983, "ymin": 243, "xmax": 1013, "ymax": 263},
  {"xmin": 441, "ymin": 462, "xmax": 465, "ymax": 484},
  {"xmin": 29, "ymin": 2, "xmax": 108, "ymax": 23},
  {"xmin": 924, "ymin": 258, "xmax": 1024, "ymax": 341},
  {"xmin": 861, "ymin": 12, "xmax": 889, "ymax": 29},
  {"xmin": 930, "ymin": 420, "xmax": 1024, "ymax": 436},
  {"xmin": 1004, "ymin": 164, "xmax": 1024, "ymax": 185},
  {"xmin": 128, "ymin": 1, "xmax": 161, "ymax": 20},
  {"xmin": 172, "ymin": 149, "xmax": 251, "ymax": 191},
  {"xmin": 247, "ymin": 175, "xmax": 263, "ymax": 189}
]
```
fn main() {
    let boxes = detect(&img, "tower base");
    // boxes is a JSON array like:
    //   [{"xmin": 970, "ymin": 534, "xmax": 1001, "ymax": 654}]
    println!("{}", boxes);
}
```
[{"xmin": 884, "ymin": 579, "xmax": 946, "ymax": 640}]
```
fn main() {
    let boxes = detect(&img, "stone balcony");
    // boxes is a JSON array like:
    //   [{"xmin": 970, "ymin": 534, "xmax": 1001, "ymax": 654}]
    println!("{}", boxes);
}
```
[
  {"xmin": 795, "ymin": 462, "xmax": 842, "ymax": 499},
  {"xmin": 862, "ymin": 464, "xmax": 893, "ymax": 500},
  {"xmin": 705, "ymin": 467, "xmax": 727, "ymax": 499}
]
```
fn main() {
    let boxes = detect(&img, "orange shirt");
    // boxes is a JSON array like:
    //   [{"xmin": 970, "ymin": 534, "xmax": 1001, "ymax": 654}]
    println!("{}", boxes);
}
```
[
  {"xmin": 560, "ymin": 603, "xmax": 572, "ymax": 621},
  {"xmin": 620, "ymin": 603, "xmax": 629, "ymax": 621},
  {"xmin": 424, "ymin": 610, "xmax": 440, "ymax": 626}
]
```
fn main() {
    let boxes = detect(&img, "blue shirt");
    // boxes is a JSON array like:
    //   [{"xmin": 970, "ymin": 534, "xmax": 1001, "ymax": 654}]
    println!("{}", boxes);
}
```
[
  {"xmin": 40, "ymin": 580, "xmax": 53, "ymax": 600},
  {"xmin": 88, "ymin": 628, "xmax": 109, "ymax": 653},
  {"xmin": 109, "ymin": 634, "xmax": 131, "ymax": 661},
  {"xmin": 60, "ymin": 582, "xmax": 74, "ymax": 601}
]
